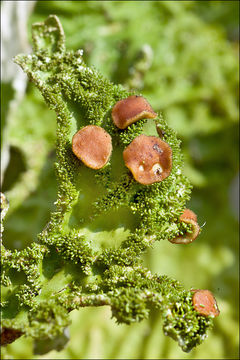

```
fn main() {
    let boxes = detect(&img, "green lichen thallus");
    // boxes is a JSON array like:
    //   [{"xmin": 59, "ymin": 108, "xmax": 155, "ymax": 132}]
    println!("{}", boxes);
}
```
[{"xmin": 1, "ymin": 15, "xmax": 218, "ymax": 352}]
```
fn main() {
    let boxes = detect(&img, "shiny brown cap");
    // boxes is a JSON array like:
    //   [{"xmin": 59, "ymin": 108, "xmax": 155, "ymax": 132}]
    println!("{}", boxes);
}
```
[
  {"xmin": 169, "ymin": 209, "xmax": 200, "ymax": 244},
  {"xmin": 112, "ymin": 95, "xmax": 157, "ymax": 129},
  {"xmin": 192, "ymin": 289, "xmax": 220, "ymax": 317},
  {"xmin": 72, "ymin": 125, "xmax": 112, "ymax": 169},
  {"xmin": 123, "ymin": 135, "xmax": 172, "ymax": 185}
]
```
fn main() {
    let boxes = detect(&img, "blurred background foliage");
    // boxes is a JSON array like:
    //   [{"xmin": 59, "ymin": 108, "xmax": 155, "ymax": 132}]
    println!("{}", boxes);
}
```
[{"xmin": 1, "ymin": 1, "xmax": 239, "ymax": 359}]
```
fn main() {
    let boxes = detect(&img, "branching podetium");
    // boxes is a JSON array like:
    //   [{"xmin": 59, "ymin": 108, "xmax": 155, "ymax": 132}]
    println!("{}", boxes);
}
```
[{"xmin": 1, "ymin": 16, "xmax": 219, "ymax": 353}]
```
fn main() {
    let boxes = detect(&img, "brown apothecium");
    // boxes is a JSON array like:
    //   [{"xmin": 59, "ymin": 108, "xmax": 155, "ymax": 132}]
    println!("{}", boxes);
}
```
[
  {"xmin": 112, "ymin": 95, "xmax": 157, "ymax": 129},
  {"xmin": 123, "ymin": 135, "xmax": 172, "ymax": 185},
  {"xmin": 169, "ymin": 209, "xmax": 200, "ymax": 244},
  {"xmin": 72, "ymin": 125, "xmax": 112, "ymax": 169},
  {"xmin": 192, "ymin": 289, "xmax": 220, "ymax": 317}
]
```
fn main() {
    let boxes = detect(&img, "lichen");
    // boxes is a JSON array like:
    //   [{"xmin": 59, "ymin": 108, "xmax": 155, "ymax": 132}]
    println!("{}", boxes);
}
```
[{"xmin": 1, "ymin": 15, "xmax": 216, "ymax": 353}]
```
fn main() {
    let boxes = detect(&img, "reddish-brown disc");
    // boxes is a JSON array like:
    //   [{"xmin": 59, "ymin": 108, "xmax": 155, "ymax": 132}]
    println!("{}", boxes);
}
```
[
  {"xmin": 123, "ymin": 135, "xmax": 172, "ymax": 185},
  {"xmin": 192, "ymin": 289, "xmax": 220, "ymax": 317},
  {"xmin": 112, "ymin": 95, "xmax": 157, "ymax": 129},
  {"xmin": 72, "ymin": 125, "xmax": 112, "ymax": 169}
]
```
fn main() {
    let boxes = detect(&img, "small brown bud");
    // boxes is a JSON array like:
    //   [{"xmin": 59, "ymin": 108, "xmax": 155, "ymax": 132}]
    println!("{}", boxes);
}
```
[
  {"xmin": 123, "ymin": 135, "xmax": 172, "ymax": 185},
  {"xmin": 72, "ymin": 125, "xmax": 112, "ymax": 169},
  {"xmin": 169, "ymin": 209, "xmax": 200, "ymax": 244},
  {"xmin": 192, "ymin": 289, "xmax": 220, "ymax": 317},
  {"xmin": 112, "ymin": 95, "xmax": 157, "ymax": 129}
]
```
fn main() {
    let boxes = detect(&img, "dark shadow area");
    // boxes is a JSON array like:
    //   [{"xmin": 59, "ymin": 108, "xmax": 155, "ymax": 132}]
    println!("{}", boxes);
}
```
[
  {"xmin": 8, "ymin": 269, "xmax": 27, "ymax": 286},
  {"xmin": 1, "ymin": 293, "xmax": 21, "ymax": 320},
  {"xmin": 42, "ymin": 246, "xmax": 64, "ymax": 280},
  {"xmin": 2, "ymin": 146, "xmax": 27, "ymax": 193},
  {"xmin": 3, "ymin": 151, "xmax": 57, "ymax": 250}
]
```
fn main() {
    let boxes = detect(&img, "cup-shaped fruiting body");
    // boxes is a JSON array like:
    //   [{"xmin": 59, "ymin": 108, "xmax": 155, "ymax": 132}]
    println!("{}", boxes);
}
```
[
  {"xmin": 72, "ymin": 125, "xmax": 112, "ymax": 170},
  {"xmin": 169, "ymin": 209, "xmax": 200, "ymax": 244},
  {"xmin": 192, "ymin": 289, "xmax": 220, "ymax": 317},
  {"xmin": 123, "ymin": 135, "xmax": 172, "ymax": 185},
  {"xmin": 112, "ymin": 95, "xmax": 157, "ymax": 129}
]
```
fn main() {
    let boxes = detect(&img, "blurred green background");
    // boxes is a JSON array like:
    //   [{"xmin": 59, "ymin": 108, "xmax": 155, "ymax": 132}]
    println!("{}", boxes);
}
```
[{"xmin": 1, "ymin": 1, "xmax": 239, "ymax": 359}]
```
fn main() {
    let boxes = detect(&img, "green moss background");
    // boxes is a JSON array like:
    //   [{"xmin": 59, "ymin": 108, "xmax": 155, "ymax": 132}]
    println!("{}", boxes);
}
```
[{"xmin": 1, "ymin": 1, "xmax": 239, "ymax": 359}]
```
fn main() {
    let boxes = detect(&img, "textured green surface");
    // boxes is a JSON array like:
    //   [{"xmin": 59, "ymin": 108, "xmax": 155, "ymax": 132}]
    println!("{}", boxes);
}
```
[{"xmin": 1, "ymin": 1, "xmax": 239, "ymax": 359}]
